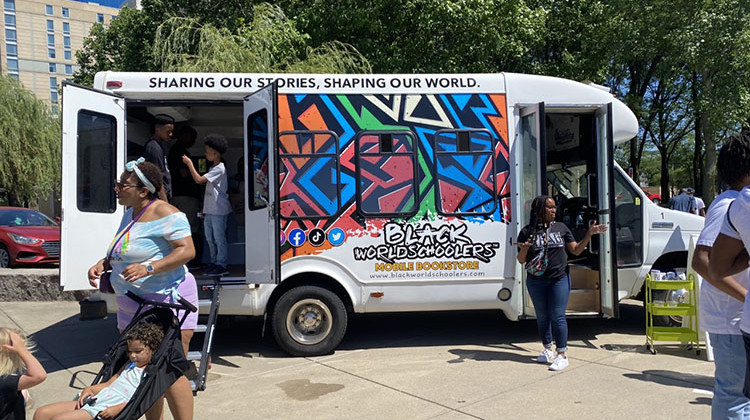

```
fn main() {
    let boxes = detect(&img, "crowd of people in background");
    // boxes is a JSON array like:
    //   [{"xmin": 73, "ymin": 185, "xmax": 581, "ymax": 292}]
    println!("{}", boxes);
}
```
[{"xmin": 670, "ymin": 186, "xmax": 706, "ymax": 216}]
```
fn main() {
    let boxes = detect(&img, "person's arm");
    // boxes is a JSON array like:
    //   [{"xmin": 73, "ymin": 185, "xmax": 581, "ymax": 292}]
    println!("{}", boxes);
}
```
[
  {"xmin": 707, "ymin": 234, "xmax": 749, "ymax": 302},
  {"xmin": 517, "ymin": 241, "xmax": 532, "ymax": 264},
  {"xmin": 692, "ymin": 244, "xmax": 747, "ymax": 302},
  {"xmin": 566, "ymin": 221, "xmax": 608, "ymax": 256},
  {"xmin": 182, "ymin": 155, "xmax": 208, "ymax": 184},
  {"xmin": 2, "ymin": 331, "xmax": 46, "ymax": 390}
]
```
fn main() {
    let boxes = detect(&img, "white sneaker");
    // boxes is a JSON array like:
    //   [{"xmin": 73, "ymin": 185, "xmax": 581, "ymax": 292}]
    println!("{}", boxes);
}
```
[
  {"xmin": 549, "ymin": 354, "xmax": 569, "ymax": 371},
  {"xmin": 537, "ymin": 348, "xmax": 555, "ymax": 364}
]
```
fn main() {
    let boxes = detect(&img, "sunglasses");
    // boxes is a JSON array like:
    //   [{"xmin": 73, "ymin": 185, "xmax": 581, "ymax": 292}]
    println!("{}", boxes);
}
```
[{"xmin": 114, "ymin": 180, "xmax": 139, "ymax": 189}]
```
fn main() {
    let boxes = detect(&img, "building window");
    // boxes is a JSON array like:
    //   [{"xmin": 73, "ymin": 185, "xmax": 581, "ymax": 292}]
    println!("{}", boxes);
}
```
[
  {"xmin": 63, "ymin": 36, "xmax": 70, "ymax": 48},
  {"xmin": 49, "ymin": 77, "xmax": 57, "ymax": 89},
  {"xmin": 49, "ymin": 63, "xmax": 56, "ymax": 73},
  {"xmin": 65, "ymin": 64, "xmax": 72, "ymax": 75},
  {"xmin": 5, "ymin": 28, "xmax": 16, "ymax": 42},
  {"xmin": 50, "ymin": 91, "xmax": 58, "ymax": 104},
  {"xmin": 6, "ymin": 43, "xmax": 17, "ymax": 56},
  {"xmin": 97, "ymin": 13, "xmax": 104, "ymax": 23},
  {"xmin": 61, "ymin": 7, "xmax": 69, "ymax": 18},
  {"xmin": 4, "ymin": 13, "xmax": 15, "ymax": 27},
  {"xmin": 45, "ymin": 4, "xmax": 52, "ymax": 15},
  {"xmin": 63, "ymin": 22, "xmax": 70, "ymax": 34},
  {"xmin": 64, "ymin": 50, "xmax": 71, "ymax": 60},
  {"xmin": 47, "ymin": 19, "xmax": 54, "ymax": 32},
  {"xmin": 6, "ymin": 57, "xmax": 18, "ymax": 71},
  {"xmin": 48, "ymin": 48, "xmax": 56, "ymax": 58},
  {"xmin": 355, "ymin": 131, "xmax": 418, "ymax": 217},
  {"xmin": 3, "ymin": 0, "xmax": 14, "ymax": 12},
  {"xmin": 47, "ymin": 34, "xmax": 55, "ymax": 46}
]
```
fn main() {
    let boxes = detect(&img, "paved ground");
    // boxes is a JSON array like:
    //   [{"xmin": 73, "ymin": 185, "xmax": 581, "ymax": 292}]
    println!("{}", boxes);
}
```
[{"xmin": 0, "ymin": 300, "xmax": 713, "ymax": 420}]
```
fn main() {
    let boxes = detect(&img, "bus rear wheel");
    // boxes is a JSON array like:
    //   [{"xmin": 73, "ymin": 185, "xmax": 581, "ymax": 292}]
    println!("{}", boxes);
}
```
[{"xmin": 272, "ymin": 285, "xmax": 348, "ymax": 356}]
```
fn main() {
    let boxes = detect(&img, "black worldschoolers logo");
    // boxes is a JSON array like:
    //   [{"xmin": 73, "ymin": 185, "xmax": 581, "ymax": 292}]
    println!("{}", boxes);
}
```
[{"xmin": 352, "ymin": 222, "xmax": 500, "ymax": 263}]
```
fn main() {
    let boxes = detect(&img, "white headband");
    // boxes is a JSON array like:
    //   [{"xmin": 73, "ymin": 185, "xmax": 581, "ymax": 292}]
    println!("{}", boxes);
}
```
[{"xmin": 125, "ymin": 157, "xmax": 156, "ymax": 193}]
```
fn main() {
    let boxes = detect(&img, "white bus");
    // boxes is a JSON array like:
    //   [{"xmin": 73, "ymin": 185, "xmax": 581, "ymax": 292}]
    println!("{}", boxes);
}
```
[{"xmin": 60, "ymin": 72, "xmax": 704, "ymax": 355}]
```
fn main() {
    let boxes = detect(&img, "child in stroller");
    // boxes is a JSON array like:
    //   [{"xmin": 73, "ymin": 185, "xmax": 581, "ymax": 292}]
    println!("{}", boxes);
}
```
[{"xmin": 34, "ymin": 293, "xmax": 196, "ymax": 420}]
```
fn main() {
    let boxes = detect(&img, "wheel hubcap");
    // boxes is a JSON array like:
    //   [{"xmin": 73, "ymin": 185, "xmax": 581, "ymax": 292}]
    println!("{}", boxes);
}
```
[
  {"xmin": 0, "ymin": 249, "xmax": 9, "ymax": 268},
  {"xmin": 286, "ymin": 298, "xmax": 333, "ymax": 346}
]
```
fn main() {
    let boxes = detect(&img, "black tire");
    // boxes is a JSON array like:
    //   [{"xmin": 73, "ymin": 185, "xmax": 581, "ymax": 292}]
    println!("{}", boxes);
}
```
[
  {"xmin": 652, "ymin": 198, "xmax": 661, "ymax": 205},
  {"xmin": 651, "ymin": 289, "xmax": 683, "ymax": 327},
  {"xmin": 271, "ymin": 285, "xmax": 348, "ymax": 356},
  {"xmin": 0, "ymin": 244, "xmax": 11, "ymax": 268}
]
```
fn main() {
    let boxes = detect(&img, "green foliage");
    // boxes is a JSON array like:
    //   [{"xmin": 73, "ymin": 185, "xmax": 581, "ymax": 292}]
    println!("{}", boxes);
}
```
[
  {"xmin": 0, "ymin": 76, "xmax": 60, "ymax": 206},
  {"xmin": 282, "ymin": 0, "xmax": 546, "ymax": 73},
  {"xmin": 74, "ymin": 7, "xmax": 157, "ymax": 86},
  {"xmin": 153, "ymin": 4, "xmax": 370, "ymax": 73}
]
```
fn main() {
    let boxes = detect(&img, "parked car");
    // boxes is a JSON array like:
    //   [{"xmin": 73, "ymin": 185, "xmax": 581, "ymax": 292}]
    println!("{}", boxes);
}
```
[
  {"xmin": 642, "ymin": 189, "xmax": 661, "ymax": 204},
  {"xmin": 0, "ymin": 207, "xmax": 60, "ymax": 268}
]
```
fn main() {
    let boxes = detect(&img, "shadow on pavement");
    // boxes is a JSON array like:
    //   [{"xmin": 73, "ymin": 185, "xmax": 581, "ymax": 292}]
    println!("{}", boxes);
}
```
[
  {"xmin": 30, "ymin": 314, "xmax": 118, "ymax": 374},
  {"xmin": 623, "ymin": 369, "xmax": 713, "ymax": 393},
  {"xmin": 200, "ymin": 300, "xmax": 650, "ymax": 358}
]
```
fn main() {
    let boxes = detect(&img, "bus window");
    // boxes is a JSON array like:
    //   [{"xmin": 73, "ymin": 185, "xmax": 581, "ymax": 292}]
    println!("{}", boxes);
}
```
[
  {"xmin": 613, "ymin": 170, "xmax": 643, "ymax": 266},
  {"xmin": 355, "ymin": 131, "xmax": 418, "ymax": 217},
  {"xmin": 278, "ymin": 130, "xmax": 341, "ymax": 219},
  {"xmin": 77, "ymin": 110, "xmax": 116, "ymax": 213},
  {"xmin": 434, "ymin": 129, "xmax": 497, "ymax": 215}
]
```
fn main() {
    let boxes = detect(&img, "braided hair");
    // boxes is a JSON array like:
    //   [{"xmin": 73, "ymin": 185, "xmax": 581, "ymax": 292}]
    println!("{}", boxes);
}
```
[{"xmin": 527, "ymin": 195, "xmax": 552, "ymax": 239}]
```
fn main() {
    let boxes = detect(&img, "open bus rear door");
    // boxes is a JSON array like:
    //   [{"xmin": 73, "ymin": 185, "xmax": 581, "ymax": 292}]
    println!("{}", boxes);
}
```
[
  {"xmin": 243, "ymin": 83, "xmax": 280, "ymax": 283},
  {"xmin": 60, "ymin": 83, "xmax": 125, "ymax": 290},
  {"xmin": 596, "ymin": 103, "xmax": 619, "ymax": 317}
]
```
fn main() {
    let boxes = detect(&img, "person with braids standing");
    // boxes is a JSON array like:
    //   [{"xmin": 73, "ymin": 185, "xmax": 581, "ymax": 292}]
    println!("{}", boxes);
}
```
[
  {"xmin": 517, "ymin": 195, "xmax": 607, "ymax": 371},
  {"xmin": 86, "ymin": 159, "xmax": 195, "ymax": 420}
]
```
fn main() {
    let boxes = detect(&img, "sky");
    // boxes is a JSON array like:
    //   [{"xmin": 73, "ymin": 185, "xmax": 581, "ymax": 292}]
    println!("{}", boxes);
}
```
[{"xmin": 67, "ymin": 0, "xmax": 128, "ymax": 9}]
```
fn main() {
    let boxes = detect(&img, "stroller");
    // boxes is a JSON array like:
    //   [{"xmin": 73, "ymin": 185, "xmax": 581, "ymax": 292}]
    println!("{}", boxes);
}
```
[{"xmin": 88, "ymin": 291, "xmax": 197, "ymax": 420}]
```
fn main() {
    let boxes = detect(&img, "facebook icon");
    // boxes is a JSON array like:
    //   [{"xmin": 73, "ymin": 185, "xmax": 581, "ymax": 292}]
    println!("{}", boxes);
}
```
[{"xmin": 288, "ymin": 228, "xmax": 306, "ymax": 247}]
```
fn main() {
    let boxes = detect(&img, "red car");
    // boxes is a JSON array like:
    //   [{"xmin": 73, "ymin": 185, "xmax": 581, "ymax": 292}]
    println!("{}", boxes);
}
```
[
  {"xmin": 642, "ymin": 189, "xmax": 661, "ymax": 204},
  {"xmin": 0, "ymin": 207, "xmax": 60, "ymax": 268}
]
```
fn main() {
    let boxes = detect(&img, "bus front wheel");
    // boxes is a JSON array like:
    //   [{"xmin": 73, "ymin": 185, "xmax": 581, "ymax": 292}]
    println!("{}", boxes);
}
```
[{"xmin": 272, "ymin": 285, "xmax": 348, "ymax": 356}]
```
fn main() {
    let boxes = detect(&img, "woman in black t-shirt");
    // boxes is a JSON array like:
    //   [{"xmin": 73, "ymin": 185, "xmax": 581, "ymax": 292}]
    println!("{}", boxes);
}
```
[{"xmin": 517, "ymin": 195, "xmax": 607, "ymax": 371}]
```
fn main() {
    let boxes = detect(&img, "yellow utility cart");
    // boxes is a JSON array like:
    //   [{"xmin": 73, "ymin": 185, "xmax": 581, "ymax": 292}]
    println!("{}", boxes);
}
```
[{"xmin": 645, "ymin": 273, "xmax": 700, "ymax": 355}]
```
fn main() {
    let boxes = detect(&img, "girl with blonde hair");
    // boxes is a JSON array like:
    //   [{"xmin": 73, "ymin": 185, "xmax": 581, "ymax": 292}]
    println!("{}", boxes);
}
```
[{"xmin": 0, "ymin": 327, "xmax": 47, "ymax": 419}]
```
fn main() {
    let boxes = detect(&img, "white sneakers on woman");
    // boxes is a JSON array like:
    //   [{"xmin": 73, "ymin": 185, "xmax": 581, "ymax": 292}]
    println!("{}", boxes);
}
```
[
  {"xmin": 549, "ymin": 354, "xmax": 569, "ymax": 371},
  {"xmin": 537, "ymin": 349, "xmax": 569, "ymax": 371},
  {"xmin": 537, "ymin": 348, "xmax": 555, "ymax": 363}
]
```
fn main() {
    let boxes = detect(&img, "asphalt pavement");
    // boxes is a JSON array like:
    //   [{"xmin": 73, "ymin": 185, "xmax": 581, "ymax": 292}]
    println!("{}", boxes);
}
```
[{"xmin": 0, "ymin": 300, "xmax": 713, "ymax": 420}]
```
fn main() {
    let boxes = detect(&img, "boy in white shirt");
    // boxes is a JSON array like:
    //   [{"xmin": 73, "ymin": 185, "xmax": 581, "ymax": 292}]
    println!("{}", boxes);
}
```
[
  {"xmin": 183, "ymin": 134, "xmax": 233, "ymax": 276},
  {"xmin": 694, "ymin": 132, "xmax": 750, "ymax": 420}
]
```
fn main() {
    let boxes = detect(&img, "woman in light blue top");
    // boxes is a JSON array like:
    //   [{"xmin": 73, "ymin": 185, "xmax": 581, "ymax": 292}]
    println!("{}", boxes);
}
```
[{"xmin": 86, "ymin": 159, "xmax": 195, "ymax": 420}]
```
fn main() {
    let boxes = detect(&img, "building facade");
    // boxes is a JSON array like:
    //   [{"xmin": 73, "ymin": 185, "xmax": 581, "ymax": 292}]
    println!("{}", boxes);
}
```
[{"xmin": 1, "ymin": 0, "xmax": 127, "ymax": 112}]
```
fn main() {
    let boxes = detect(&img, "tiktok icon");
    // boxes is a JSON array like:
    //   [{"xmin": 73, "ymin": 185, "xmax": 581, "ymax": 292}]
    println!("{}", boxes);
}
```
[{"xmin": 309, "ymin": 228, "xmax": 325, "ymax": 246}]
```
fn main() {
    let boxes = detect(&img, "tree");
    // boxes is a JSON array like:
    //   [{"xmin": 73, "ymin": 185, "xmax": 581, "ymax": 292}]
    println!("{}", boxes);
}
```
[
  {"xmin": 281, "ymin": 0, "xmax": 546, "ymax": 73},
  {"xmin": 0, "ymin": 76, "xmax": 60, "ymax": 206},
  {"xmin": 681, "ymin": 0, "xmax": 750, "ymax": 202},
  {"xmin": 604, "ymin": 0, "xmax": 694, "ymax": 186},
  {"xmin": 153, "ymin": 4, "xmax": 370, "ymax": 73}
]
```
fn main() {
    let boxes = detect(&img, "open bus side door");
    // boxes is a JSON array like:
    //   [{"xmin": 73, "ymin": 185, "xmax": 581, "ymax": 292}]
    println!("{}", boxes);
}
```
[
  {"xmin": 60, "ymin": 83, "xmax": 125, "ymax": 290},
  {"xmin": 518, "ymin": 102, "xmax": 546, "ymax": 315},
  {"xmin": 243, "ymin": 83, "xmax": 280, "ymax": 283},
  {"xmin": 596, "ymin": 103, "xmax": 619, "ymax": 317}
]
